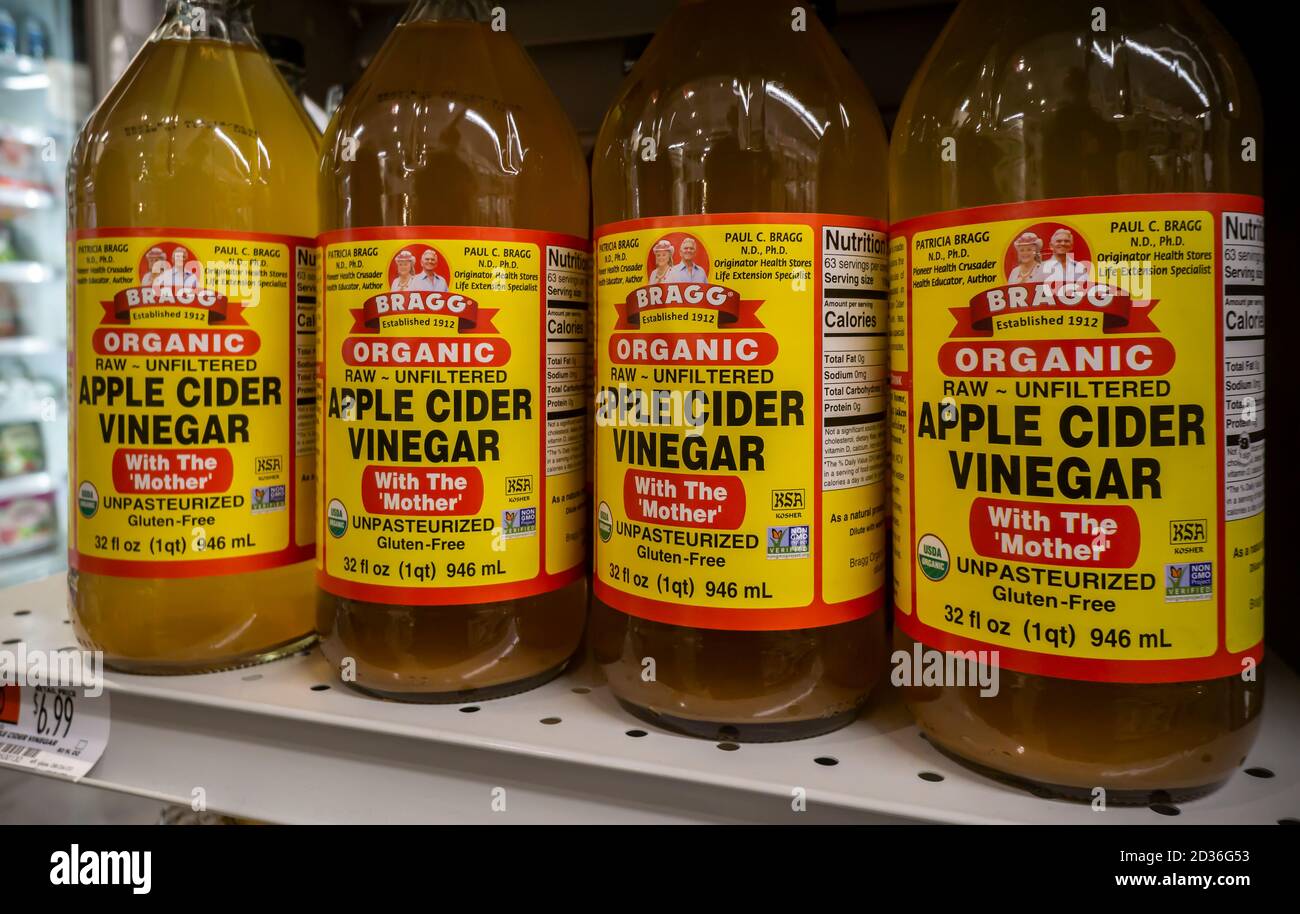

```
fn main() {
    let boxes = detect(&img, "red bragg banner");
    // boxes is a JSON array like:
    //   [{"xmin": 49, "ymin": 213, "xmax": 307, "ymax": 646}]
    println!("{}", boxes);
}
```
[
  {"xmin": 349, "ymin": 290, "xmax": 498, "ymax": 334},
  {"xmin": 101, "ymin": 286, "xmax": 245, "ymax": 325},
  {"xmin": 617, "ymin": 282, "xmax": 764, "ymax": 329},
  {"xmin": 950, "ymin": 281, "xmax": 1159, "ymax": 337}
]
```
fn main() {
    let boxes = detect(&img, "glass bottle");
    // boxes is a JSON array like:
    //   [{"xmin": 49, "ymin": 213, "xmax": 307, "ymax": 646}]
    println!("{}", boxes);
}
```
[{"xmin": 68, "ymin": 0, "xmax": 320, "ymax": 672}]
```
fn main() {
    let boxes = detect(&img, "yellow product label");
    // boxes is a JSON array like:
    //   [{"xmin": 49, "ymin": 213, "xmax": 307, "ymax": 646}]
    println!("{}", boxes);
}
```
[
  {"xmin": 71, "ymin": 229, "xmax": 316, "ymax": 576},
  {"xmin": 593, "ymin": 214, "xmax": 888, "ymax": 631},
  {"xmin": 891, "ymin": 195, "xmax": 1264, "ymax": 681},
  {"xmin": 317, "ymin": 228, "xmax": 588, "ymax": 605}
]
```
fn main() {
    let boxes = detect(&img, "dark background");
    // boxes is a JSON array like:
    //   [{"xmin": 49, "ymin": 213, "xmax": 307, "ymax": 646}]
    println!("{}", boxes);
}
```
[{"xmin": 191, "ymin": 0, "xmax": 1300, "ymax": 665}]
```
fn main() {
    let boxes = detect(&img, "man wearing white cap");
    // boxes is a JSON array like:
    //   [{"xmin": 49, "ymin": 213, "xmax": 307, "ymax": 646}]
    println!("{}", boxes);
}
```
[
  {"xmin": 649, "ymin": 239, "xmax": 675, "ymax": 284},
  {"xmin": 1040, "ymin": 228, "xmax": 1093, "ymax": 285},
  {"xmin": 144, "ymin": 246, "xmax": 168, "ymax": 284},
  {"xmin": 665, "ymin": 236, "xmax": 708, "ymax": 283},
  {"xmin": 1007, "ymin": 231, "xmax": 1045, "ymax": 284},
  {"xmin": 391, "ymin": 250, "xmax": 420, "ymax": 291}
]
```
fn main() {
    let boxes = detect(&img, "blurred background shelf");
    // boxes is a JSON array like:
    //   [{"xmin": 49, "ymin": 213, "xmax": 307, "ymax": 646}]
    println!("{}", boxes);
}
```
[
  {"xmin": 0, "ymin": 336, "xmax": 53, "ymax": 356},
  {"xmin": 0, "ymin": 470, "xmax": 53, "ymax": 500},
  {"xmin": 0, "ymin": 261, "xmax": 52, "ymax": 284},
  {"xmin": 0, "ymin": 183, "xmax": 53, "ymax": 213}
]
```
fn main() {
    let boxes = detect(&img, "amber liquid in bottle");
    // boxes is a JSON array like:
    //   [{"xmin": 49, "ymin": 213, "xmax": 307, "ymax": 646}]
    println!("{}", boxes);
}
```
[
  {"xmin": 891, "ymin": 0, "xmax": 1262, "ymax": 800},
  {"xmin": 317, "ymin": 2, "xmax": 589, "ymax": 700},
  {"xmin": 67, "ymin": 1, "xmax": 319, "ymax": 673},
  {"xmin": 590, "ymin": 0, "xmax": 889, "ymax": 740}
]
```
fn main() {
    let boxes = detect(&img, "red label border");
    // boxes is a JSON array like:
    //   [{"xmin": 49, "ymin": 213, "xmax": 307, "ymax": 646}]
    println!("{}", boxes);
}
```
[
  {"xmin": 892, "ymin": 193, "xmax": 1265, "ymax": 683},
  {"xmin": 593, "ymin": 212, "xmax": 889, "ymax": 631},
  {"xmin": 316, "ymin": 225, "xmax": 591, "ymax": 606},
  {"xmin": 70, "ymin": 226, "xmax": 315, "ymax": 579}
]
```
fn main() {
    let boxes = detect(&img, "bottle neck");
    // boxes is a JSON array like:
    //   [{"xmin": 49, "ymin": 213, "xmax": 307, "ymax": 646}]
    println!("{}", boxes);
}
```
[
  {"xmin": 152, "ymin": 0, "xmax": 258, "ymax": 47},
  {"xmin": 400, "ymin": 0, "xmax": 493, "ymax": 25}
]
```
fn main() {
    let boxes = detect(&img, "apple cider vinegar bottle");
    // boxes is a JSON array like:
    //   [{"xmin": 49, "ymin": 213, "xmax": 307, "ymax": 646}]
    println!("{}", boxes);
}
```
[
  {"xmin": 890, "ymin": 0, "xmax": 1264, "ymax": 800},
  {"xmin": 317, "ymin": 0, "xmax": 589, "ymax": 700},
  {"xmin": 68, "ymin": 0, "xmax": 319, "ymax": 672},
  {"xmin": 590, "ymin": 0, "xmax": 890, "ymax": 740}
]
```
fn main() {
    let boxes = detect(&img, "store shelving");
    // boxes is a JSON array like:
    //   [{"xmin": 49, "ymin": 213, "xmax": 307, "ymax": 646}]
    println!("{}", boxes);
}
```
[
  {"xmin": 0, "ymin": 336, "xmax": 53, "ymax": 356},
  {"xmin": 0, "ymin": 183, "xmax": 54, "ymax": 214},
  {"xmin": 0, "ymin": 470, "xmax": 53, "ymax": 501},
  {"xmin": 0, "ymin": 261, "xmax": 51, "ymax": 284},
  {"xmin": 0, "ymin": 551, "xmax": 58, "ymax": 590},
  {"xmin": 2, "ymin": 573, "xmax": 1296, "ymax": 825}
]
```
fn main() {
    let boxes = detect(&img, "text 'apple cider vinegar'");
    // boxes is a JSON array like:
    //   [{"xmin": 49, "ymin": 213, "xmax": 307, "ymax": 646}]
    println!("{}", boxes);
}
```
[
  {"xmin": 591, "ymin": 0, "xmax": 890, "ymax": 741},
  {"xmin": 317, "ymin": 0, "xmax": 590, "ymax": 700},
  {"xmin": 68, "ymin": 0, "xmax": 320, "ymax": 673},
  {"xmin": 890, "ymin": 0, "xmax": 1265, "ymax": 800}
]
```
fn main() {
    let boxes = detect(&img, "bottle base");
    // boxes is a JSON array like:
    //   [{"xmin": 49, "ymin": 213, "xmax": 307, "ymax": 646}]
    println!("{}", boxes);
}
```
[
  {"xmin": 98, "ymin": 631, "xmax": 318, "ymax": 676},
  {"xmin": 338, "ymin": 656, "xmax": 572, "ymax": 704},
  {"xmin": 922, "ymin": 734, "xmax": 1231, "ymax": 806},
  {"xmin": 614, "ymin": 697, "xmax": 861, "ymax": 743}
]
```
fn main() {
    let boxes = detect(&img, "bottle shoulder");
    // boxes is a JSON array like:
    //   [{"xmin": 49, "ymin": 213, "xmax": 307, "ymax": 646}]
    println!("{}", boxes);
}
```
[
  {"xmin": 319, "ymin": 25, "xmax": 587, "ymax": 232},
  {"xmin": 891, "ymin": 1, "xmax": 1262, "ymax": 214},
  {"xmin": 71, "ymin": 42, "xmax": 318, "ymax": 195},
  {"xmin": 593, "ymin": 15, "xmax": 887, "ymax": 221}
]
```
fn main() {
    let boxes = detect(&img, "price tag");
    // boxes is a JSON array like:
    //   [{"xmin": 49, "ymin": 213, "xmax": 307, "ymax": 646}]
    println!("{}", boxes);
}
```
[{"xmin": 0, "ymin": 685, "xmax": 110, "ymax": 780}]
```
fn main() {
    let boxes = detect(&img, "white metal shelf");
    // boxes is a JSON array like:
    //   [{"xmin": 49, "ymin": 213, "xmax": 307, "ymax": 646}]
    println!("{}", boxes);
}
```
[{"xmin": 3, "ymin": 574, "xmax": 1297, "ymax": 824}]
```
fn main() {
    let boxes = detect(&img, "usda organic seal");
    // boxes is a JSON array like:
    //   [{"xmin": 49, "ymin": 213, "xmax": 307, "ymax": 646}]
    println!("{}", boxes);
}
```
[
  {"xmin": 77, "ymin": 481, "xmax": 99, "ymax": 519},
  {"xmin": 326, "ymin": 499, "xmax": 348, "ymax": 538},
  {"xmin": 917, "ymin": 533, "xmax": 950, "ymax": 582},
  {"xmin": 597, "ymin": 500, "xmax": 613, "ymax": 543}
]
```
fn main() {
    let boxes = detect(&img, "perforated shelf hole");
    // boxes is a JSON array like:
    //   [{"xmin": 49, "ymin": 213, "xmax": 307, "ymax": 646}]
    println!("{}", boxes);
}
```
[
  {"xmin": 309, "ymin": 684, "xmax": 331, "ymax": 692},
  {"xmin": 625, "ymin": 729, "xmax": 648, "ymax": 738},
  {"xmin": 459, "ymin": 706, "xmax": 480, "ymax": 714},
  {"xmin": 918, "ymin": 771, "xmax": 944, "ymax": 783},
  {"xmin": 12, "ymin": 610, "xmax": 30, "ymax": 617},
  {"xmin": 540, "ymin": 717, "xmax": 562, "ymax": 725},
  {"xmin": 1149, "ymin": 804, "xmax": 1181, "ymax": 817},
  {"xmin": 716, "ymin": 742, "xmax": 740, "ymax": 752},
  {"xmin": 814, "ymin": 757, "xmax": 839, "ymax": 767},
  {"xmin": 1244, "ymin": 767, "xmax": 1275, "ymax": 779}
]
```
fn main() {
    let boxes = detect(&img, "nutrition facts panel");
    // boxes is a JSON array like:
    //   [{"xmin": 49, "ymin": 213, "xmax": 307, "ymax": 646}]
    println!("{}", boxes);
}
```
[
  {"xmin": 294, "ymin": 244, "xmax": 318, "ymax": 464},
  {"xmin": 1221, "ymin": 211, "xmax": 1265, "ymax": 522},
  {"xmin": 821, "ymin": 225, "xmax": 888, "ymax": 493},
  {"xmin": 545, "ymin": 246, "xmax": 590, "ymax": 479}
]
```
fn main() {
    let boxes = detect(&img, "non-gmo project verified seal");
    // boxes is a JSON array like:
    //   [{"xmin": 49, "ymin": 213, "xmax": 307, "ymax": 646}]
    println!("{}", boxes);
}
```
[
  {"xmin": 767, "ymin": 525, "xmax": 809, "ymax": 559},
  {"xmin": 250, "ymin": 485, "xmax": 286, "ymax": 514},
  {"xmin": 502, "ymin": 507, "xmax": 537, "ymax": 539},
  {"xmin": 1165, "ymin": 562, "xmax": 1213, "ymax": 602}
]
